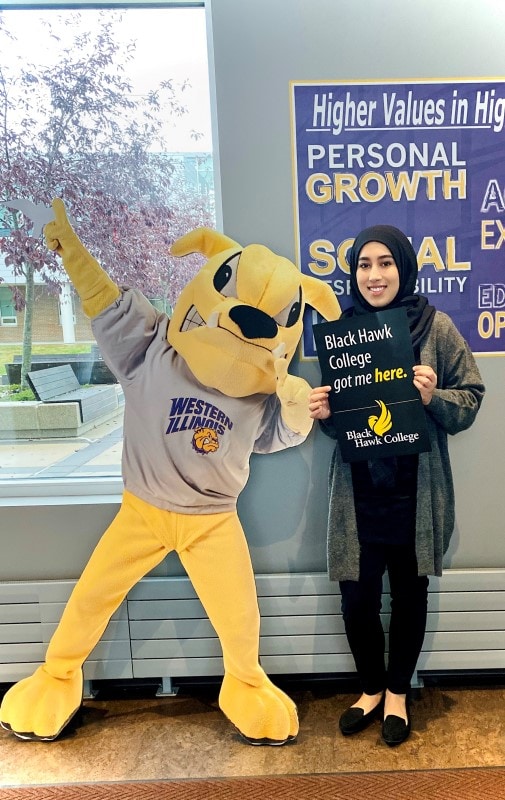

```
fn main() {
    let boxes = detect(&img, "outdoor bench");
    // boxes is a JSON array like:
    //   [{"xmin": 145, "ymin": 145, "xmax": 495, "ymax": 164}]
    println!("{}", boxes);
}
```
[
  {"xmin": 26, "ymin": 364, "xmax": 118, "ymax": 424},
  {"xmin": 7, "ymin": 353, "xmax": 117, "ymax": 385}
]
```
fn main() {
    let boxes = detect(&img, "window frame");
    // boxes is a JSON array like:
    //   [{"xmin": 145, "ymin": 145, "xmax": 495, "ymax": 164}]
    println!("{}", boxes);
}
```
[
  {"xmin": 0, "ymin": 285, "xmax": 17, "ymax": 326},
  {"xmin": 0, "ymin": 0, "xmax": 219, "ymax": 505}
]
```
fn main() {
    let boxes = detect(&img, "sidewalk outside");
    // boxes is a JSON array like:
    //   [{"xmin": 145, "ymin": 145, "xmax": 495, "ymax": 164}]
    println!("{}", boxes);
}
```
[{"xmin": 0, "ymin": 406, "xmax": 124, "ymax": 480}]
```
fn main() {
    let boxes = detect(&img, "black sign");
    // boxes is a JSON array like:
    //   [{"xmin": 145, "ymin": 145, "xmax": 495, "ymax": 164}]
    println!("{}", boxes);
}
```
[{"xmin": 313, "ymin": 307, "xmax": 431, "ymax": 462}]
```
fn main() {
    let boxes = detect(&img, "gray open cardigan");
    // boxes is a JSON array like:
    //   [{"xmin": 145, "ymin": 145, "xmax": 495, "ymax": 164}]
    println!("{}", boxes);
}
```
[{"xmin": 323, "ymin": 311, "xmax": 485, "ymax": 581}]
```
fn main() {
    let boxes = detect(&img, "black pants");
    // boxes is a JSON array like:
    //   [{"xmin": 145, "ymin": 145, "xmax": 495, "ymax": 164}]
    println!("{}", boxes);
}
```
[{"xmin": 339, "ymin": 541, "xmax": 429, "ymax": 695}]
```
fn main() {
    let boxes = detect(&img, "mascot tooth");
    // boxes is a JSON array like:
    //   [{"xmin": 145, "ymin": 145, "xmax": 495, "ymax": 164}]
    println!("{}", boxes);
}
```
[{"xmin": 0, "ymin": 199, "xmax": 341, "ymax": 744}]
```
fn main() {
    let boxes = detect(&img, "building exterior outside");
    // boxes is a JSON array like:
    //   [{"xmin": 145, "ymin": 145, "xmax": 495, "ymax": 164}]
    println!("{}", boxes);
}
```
[{"xmin": 0, "ymin": 152, "xmax": 214, "ymax": 347}]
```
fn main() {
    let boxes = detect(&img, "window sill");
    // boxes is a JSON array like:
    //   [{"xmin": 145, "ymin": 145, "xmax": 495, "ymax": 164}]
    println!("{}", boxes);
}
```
[{"xmin": 0, "ymin": 477, "xmax": 123, "ymax": 507}]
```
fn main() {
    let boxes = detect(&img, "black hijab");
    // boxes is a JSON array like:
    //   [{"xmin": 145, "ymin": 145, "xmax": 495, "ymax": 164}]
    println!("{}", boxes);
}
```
[{"xmin": 344, "ymin": 224, "xmax": 435, "ymax": 349}]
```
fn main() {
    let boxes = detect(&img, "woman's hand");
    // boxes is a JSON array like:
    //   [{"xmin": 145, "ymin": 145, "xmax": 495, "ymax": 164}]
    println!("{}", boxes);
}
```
[
  {"xmin": 308, "ymin": 385, "xmax": 332, "ymax": 419},
  {"xmin": 413, "ymin": 365, "xmax": 437, "ymax": 405}
]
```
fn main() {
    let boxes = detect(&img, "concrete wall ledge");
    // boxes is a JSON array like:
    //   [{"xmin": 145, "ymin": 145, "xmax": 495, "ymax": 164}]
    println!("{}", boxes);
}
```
[{"xmin": 0, "ymin": 400, "xmax": 120, "ymax": 439}]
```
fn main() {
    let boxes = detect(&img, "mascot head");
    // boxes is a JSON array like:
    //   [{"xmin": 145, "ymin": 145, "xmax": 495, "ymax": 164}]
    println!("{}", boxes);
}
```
[{"xmin": 169, "ymin": 228, "xmax": 341, "ymax": 397}]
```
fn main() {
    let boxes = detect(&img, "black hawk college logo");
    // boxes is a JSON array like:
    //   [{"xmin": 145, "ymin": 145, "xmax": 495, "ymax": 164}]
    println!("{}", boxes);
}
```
[{"xmin": 368, "ymin": 400, "xmax": 392, "ymax": 436}]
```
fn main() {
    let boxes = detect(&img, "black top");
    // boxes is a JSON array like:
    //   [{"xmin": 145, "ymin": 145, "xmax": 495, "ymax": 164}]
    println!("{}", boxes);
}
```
[{"xmin": 351, "ymin": 455, "xmax": 419, "ymax": 545}]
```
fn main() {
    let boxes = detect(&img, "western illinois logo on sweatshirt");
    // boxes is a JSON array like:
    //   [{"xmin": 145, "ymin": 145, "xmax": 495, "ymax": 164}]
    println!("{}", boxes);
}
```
[
  {"xmin": 165, "ymin": 396, "xmax": 233, "ymax": 454},
  {"xmin": 192, "ymin": 427, "xmax": 219, "ymax": 454}
]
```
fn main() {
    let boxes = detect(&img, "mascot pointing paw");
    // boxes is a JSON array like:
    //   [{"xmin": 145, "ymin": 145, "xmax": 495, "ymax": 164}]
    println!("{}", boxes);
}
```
[{"xmin": 0, "ymin": 199, "xmax": 340, "ymax": 744}]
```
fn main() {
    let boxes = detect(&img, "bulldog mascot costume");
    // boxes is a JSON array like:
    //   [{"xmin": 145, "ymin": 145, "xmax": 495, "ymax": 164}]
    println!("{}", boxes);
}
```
[{"xmin": 0, "ymin": 199, "xmax": 340, "ymax": 744}]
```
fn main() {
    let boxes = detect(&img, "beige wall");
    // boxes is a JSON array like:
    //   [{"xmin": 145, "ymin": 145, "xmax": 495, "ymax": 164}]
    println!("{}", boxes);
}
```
[{"xmin": 210, "ymin": 0, "xmax": 505, "ymax": 572}]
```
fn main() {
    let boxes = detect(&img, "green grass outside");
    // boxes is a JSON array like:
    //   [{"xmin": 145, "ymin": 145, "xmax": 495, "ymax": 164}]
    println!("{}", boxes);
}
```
[{"xmin": 0, "ymin": 343, "xmax": 92, "ymax": 377}]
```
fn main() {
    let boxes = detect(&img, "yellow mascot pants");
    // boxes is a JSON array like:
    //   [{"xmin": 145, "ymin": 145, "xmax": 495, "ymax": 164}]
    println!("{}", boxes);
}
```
[
  {"xmin": 46, "ymin": 490, "xmax": 265, "ymax": 687},
  {"xmin": 1, "ymin": 490, "xmax": 297, "ymax": 742}
]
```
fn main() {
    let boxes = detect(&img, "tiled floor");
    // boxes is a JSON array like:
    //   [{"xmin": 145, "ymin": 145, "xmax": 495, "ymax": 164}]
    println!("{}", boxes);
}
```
[{"xmin": 1, "ymin": 677, "xmax": 505, "ymax": 786}]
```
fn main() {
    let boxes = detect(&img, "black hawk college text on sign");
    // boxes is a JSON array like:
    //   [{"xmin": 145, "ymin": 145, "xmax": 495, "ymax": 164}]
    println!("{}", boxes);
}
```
[{"xmin": 313, "ymin": 307, "xmax": 431, "ymax": 463}]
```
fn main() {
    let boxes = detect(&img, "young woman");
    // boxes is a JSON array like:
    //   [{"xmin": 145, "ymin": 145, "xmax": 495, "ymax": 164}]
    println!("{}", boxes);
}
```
[{"xmin": 309, "ymin": 225, "xmax": 485, "ymax": 746}]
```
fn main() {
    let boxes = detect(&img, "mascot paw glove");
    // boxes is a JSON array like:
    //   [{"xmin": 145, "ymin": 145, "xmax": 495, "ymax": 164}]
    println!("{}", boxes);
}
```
[
  {"xmin": 274, "ymin": 356, "xmax": 313, "ymax": 437},
  {"xmin": 44, "ymin": 198, "xmax": 120, "ymax": 318}
]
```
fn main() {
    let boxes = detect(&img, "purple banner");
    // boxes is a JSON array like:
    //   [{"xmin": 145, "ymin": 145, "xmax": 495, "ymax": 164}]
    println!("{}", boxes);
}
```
[{"xmin": 291, "ymin": 79, "xmax": 505, "ymax": 357}]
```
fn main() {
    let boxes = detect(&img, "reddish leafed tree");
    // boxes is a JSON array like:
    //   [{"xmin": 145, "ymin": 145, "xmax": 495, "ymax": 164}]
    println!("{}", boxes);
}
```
[{"xmin": 0, "ymin": 10, "xmax": 213, "ymax": 385}]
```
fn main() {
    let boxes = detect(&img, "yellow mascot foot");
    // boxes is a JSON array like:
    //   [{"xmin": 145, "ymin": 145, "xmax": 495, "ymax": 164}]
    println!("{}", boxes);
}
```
[
  {"xmin": 218, "ymin": 673, "xmax": 299, "ymax": 745},
  {"xmin": 0, "ymin": 665, "xmax": 83, "ymax": 741}
]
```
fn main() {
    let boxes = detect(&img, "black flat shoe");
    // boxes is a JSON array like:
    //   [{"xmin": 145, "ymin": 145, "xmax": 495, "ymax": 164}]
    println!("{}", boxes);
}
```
[
  {"xmin": 381, "ymin": 709, "xmax": 411, "ymax": 746},
  {"xmin": 339, "ymin": 700, "xmax": 383, "ymax": 736}
]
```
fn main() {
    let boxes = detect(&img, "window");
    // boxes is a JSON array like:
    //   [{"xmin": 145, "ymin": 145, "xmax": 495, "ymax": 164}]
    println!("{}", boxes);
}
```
[
  {"xmin": 0, "ymin": 287, "xmax": 17, "ymax": 326},
  {"xmin": 0, "ymin": 1, "xmax": 216, "ymax": 496}
]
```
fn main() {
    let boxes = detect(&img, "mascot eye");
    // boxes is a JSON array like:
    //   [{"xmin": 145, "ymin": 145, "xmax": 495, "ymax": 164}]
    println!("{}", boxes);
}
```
[
  {"xmin": 274, "ymin": 288, "xmax": 302, "ymax": 328},
  {"xmin": 213, "ymin": 252, "xmax": 241, "ymax": 297}
]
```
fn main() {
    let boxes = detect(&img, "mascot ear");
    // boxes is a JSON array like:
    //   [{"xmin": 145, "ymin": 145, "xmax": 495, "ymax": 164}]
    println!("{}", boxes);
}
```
[
  {"xmin": 171, "ymin": 227, "xmax": 241, "ymax": 259},
  {"xmin": 301, "ymin": 274, "xmax": 342, "ymax": 321}
]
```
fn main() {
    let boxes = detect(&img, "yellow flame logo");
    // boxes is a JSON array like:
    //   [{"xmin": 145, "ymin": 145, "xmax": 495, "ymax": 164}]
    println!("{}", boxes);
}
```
[{"xmin": 368, "ymin": 400, "xmax": 392, "ymax": 436}]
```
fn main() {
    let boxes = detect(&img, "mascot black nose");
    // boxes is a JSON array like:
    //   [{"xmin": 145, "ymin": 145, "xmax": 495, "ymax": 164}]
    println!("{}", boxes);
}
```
[{"xmin": 229, "ymin": 305, "xmax": 278, "ymax": 339}]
